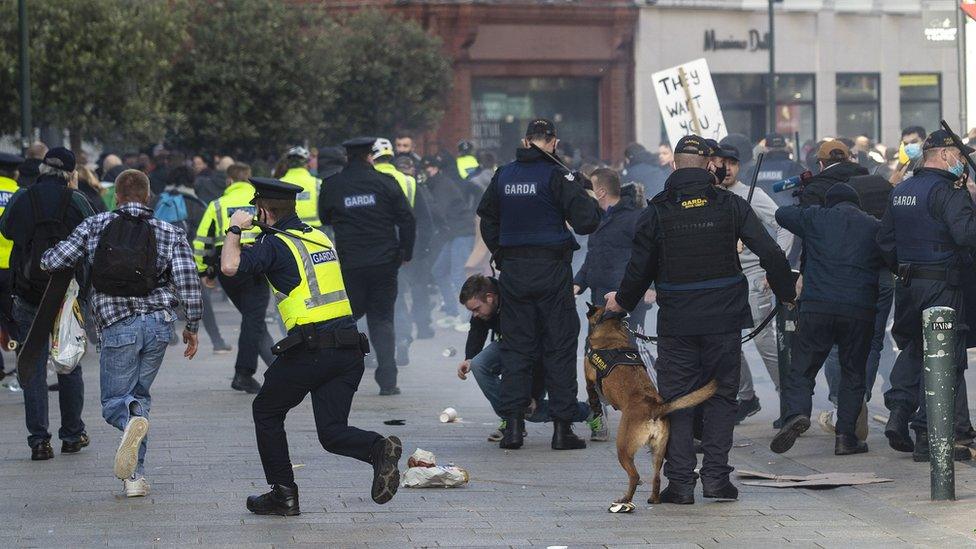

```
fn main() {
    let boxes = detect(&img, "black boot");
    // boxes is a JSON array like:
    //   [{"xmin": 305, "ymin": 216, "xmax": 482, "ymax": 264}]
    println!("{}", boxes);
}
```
[
  {"xmin": 885, "ymin": 407, "xmax": 913, "ymax": 452},
  {"xmin": 499, "ymin": 416, "xmax": 524, "ymax": 450},
  {"xmin": 834, "ymin": 433, "xmax": 868, "ymax": 455},
  {"xmin": 231, "ymin": 372, "xmax": 261, "ymax": 394},
  {"xmin": 654, "ymin": 484, "xmax": 695, "ymax": 505},
  {"xmin": 913, "ymin": 428, "xmax": 973, "ymax": 462},
  {"xmin": 246, "ymin": 484, "xmax": 300, "ymax": 516},
  {"xmin": 770, "ymin": 415, "xmax": 810, "ymax": 454},
  {"xmin": 702, "ymin": 481, "xmax": 738, "ymax": 501},
  {"xmin": 551, "ymin": 420, "xmax": 586, "ymax": 450}
]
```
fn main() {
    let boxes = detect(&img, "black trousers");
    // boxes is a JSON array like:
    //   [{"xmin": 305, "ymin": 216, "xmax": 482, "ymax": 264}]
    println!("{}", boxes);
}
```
[
  {"xmin": 343, "ymin": 262, "xmax": 398, "ymax": 390},
  {"xmin": 218, "ymin": 272, "xmax": 275, "ymax": 375},
  {"xmin": 656, "ymin": 332, "xmax": 740, "ymax": 489},
  {"xmin": 394, "ymin": 258, "xmax": 433, "ymax": 343},
  {"xmin": 498, "ymin": 257, "xmax": 579, "ymax": 421},
  {"xmin": 252, "ymin": 339, "xmax": 381, "ymax": 486},
  {"xmin": 782, "ymin": 312, "xmax": 872, "ymax": 435}
]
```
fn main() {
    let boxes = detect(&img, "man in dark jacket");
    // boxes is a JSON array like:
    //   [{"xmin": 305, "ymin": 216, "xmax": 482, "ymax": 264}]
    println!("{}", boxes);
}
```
[
  {"xmin": 771, "ymin": 184, "xmax": 882, "ymax": 456},
  {"xmin": 798, "ymin": 140, "xmax": 869, "ymax": 207},
  {"xmin": 319, "ymin": 137, "xmax": 416, "ymax": 395},
  {"xmin": 748, "ymin": 133, "xmax": 805, "ymax": 208},
  {"xmin": 606, "ymin": 135, "xmax": 796, "ymax": 503},
  {"xmin": 477, "ymin": 118, "xmax": 602, "ymax": 451},
  {"xmin": 621, "ymin": 143, "xmax": 668, "ymax": 200},
  {"xmin": 0, "ymin": 147, "xmax": 94, "ymax": 460}
]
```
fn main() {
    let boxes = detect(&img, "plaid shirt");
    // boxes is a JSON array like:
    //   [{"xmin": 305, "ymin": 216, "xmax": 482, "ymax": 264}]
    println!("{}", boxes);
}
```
[{"xmin": 41, "ymin": 202, "xmax": 203, "ymax": 335}]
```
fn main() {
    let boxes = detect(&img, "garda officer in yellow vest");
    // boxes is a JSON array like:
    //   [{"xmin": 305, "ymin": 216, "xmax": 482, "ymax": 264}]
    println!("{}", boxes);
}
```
[
  {"xmin": 372, "ymin": 139, "xmax": 416, "ymax": 207},
  {"xmin": 0, "ymin": 152, "xmax": 23, "ymax": 377},
  {"xmin": 220, "ymin": 177, "xmax": 402, "ymax": 517},
  {"xmin": 279, "ymin": 146, "xmax": 322, "ymax": 228},
  {"xmin": 194, "ymin": 163, "xmax": 274, "ymax": 394},
  {"xmin": 456, "ymin": 140, "xmax": 479, "ymax": 180}
]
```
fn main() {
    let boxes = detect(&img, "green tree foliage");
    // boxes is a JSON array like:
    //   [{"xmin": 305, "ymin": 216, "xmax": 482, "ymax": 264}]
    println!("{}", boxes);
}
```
[
  {"xmin": 323, "ymin": 10, "xmax": 452, "ymax": 144},
  {"xmin": 0, "ymin": 0, "xmax": 183, "ymax": 147}
]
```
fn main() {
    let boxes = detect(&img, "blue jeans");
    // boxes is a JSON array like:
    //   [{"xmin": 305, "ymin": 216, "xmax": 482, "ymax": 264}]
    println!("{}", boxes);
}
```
[
  {"xmin": 432, "ymin": 236, "xmax": 475, "ymax": 317},
  {"xmin": 13, "ymin": 297, "xmax": 86, "ymax": 448},
  {"xmin": 100, "ymin": 311, "xmax": 173, "ymax": 477},
  {"xmin": 469, "ymin": 341, "xmax": 590, "ymax": 423}
]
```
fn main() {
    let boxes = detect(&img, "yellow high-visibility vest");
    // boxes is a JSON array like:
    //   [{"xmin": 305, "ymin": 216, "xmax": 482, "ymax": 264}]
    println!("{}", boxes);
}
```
[
  {"xmin": 271, "ymin": 228, "xmax": 352, "ymax": 330},
  {"xmin": 193, "ymin": 181, "xmax": 260, "ymax": 274},
  {"xmin": 456, "ymin": 154, "xmax": 479, "ymax": 180},
  {"xmin": 280, "ymin": 167, "xmax": 321, "ymax": 227},
  {"xmin": 374, "ymin": 162, "xmax": 415, "ymax": 207},
  {"xmin": 0, "ymin": 176, "xmax": 17, "ymax": 269}
]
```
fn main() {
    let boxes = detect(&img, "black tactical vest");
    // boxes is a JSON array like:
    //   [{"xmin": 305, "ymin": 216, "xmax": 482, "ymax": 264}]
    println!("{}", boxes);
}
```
[{"xmin": 653, "ymin": 184, "xmax": 740, "ymax": 284}]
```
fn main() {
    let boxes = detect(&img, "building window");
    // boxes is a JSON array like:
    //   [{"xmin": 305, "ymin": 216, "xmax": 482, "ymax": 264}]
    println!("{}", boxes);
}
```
[
  {"xmin": 836, "ymin": 73, "xmax": 880, "ymax": 140},
  {"xmin": 471, "ymin": 77, "xmax": 600, "ymax": 163},
  {"xmin": 900, "ymin": 73, "xmax": 941, "ymax": 132},
  {"xmin": 712, "ymin": 73, "xmax": 816, "ymax": 148}
]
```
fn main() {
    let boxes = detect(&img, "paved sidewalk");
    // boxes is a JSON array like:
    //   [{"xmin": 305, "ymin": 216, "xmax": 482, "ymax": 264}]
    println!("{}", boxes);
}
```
[{"xmin": 0, "ymin": 297, "xmax": 974, "ymax": 548}]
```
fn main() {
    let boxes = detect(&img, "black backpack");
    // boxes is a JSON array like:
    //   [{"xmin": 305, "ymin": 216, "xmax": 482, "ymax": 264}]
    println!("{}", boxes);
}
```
[
  {"xmin": 92, "ymin": 211, "xmax": 159, "ymax": 297},
  {"xmin": 17, "ymin": 188, "xmax": 73, "ymax": 303}
]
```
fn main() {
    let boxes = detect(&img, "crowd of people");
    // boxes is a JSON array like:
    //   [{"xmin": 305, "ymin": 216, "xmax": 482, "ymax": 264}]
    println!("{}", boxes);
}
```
[{"xmin": 1, "ymin": 117, "xmax": 975, "ymax": 511}]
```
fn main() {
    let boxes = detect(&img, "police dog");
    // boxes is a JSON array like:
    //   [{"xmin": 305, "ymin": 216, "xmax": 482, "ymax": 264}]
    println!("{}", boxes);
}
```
[{"xmin": 584, "ymin": 304, "xmax": 717, "ymax": 506}]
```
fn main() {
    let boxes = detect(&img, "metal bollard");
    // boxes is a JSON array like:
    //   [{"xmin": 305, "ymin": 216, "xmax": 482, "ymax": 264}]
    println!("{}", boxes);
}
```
[{"xmin": 922, "ymin": 306, "xmax": 957, "ymax": 501}]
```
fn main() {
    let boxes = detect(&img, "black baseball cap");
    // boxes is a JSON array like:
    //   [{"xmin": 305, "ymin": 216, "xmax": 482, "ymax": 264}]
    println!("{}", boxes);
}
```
[
  {"xmin": 525, "ymin": 118, "xmax": 557, "ymax": 138},
  {"xmin": 764, "ymin": 133, "xmax": 787, "ymax": 149},
  {"xmin": 674, "ymin": 135, "xmax": 713, "ymax": 157},
  {"xmin": 716, "ymin": 144, "xmax": 740, "ymax": 161},
  {"xmin": 248, "ymin": 177, "xmax": 303, "ymax": 204},
  {"xmin": 923, "ymin": 129, "xmax": 975, "ymax": 155},
  {"xmin": 42, "ymin": 147, "xmax": 76, "ymax": 173}
]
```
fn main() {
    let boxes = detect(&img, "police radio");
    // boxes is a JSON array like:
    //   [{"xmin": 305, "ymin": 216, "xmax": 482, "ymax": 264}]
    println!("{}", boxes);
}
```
[{"xmin": 772, "ymin": 171, "xmax": 813, "ymax": 194}]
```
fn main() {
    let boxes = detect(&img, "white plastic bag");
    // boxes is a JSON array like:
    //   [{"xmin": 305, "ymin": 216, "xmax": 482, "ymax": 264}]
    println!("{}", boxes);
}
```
[
  {"xmin": 402, "ymin": 465, "xmax": 469, "ymax": 488},
  {"xmin": 50, "ymin": 280, "xmax": 86, "ymax": 374}
]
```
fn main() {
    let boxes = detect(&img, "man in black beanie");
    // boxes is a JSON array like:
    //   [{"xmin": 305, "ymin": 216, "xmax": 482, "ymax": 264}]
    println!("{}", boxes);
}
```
[{"xmin": 771, "ymin": 183, "xmax": 882, "ymax": 456}]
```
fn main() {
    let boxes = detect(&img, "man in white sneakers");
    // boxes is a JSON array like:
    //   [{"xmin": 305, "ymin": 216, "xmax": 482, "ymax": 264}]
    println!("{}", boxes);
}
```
[{"xmin": 41, "ymin": 169, "xmax": 201, "ymax": 497}]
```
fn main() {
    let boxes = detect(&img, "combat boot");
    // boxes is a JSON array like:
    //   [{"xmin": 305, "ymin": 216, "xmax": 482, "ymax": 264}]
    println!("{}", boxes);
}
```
[
  {"xmin": 551, "ymin": 420, "xmax": 586, "ymax": 450},
  {"xmin": 499, "ymin": 415, "xmax": 524, "ymax": 450},
  {"xmin": 834, "ymin": 433, "xmax": 868, "ymax": 455},
  {"xmin": 912, "ymin": 428, "xmax": 972, "ymax": 462},
  {"xmin": 246, "ymin": 484, "xmax": 300, "ymax": 516},
  {"xmin": 884, "ymin": 407, "xmax": 913, "ymax": 452}
]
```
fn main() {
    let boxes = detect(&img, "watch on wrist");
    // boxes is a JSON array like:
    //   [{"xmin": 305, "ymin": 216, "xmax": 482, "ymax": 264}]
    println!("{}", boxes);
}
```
[{"xmin": 227, "ymin": 225, "xmax": 242, "ymax": 235}]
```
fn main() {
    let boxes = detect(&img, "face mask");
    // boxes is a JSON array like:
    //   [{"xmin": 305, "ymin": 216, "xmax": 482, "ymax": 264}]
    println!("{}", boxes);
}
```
[
  {"xmin": 904, "ymin": 142, "xmax": 922, "ymax": 160},
  {"xmin": 948, "ymin": 157, "xmax": 966, "ymax": 178}
]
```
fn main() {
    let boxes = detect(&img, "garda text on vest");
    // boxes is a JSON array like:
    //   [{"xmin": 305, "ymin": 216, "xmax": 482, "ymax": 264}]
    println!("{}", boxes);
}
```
[
  {"xmin": 344, "ymin": 194, "xmax": 376, "ymax": 208},
  {"xmin": 504, "ymin": 182, "xmax": 537, "ymax": 196}
]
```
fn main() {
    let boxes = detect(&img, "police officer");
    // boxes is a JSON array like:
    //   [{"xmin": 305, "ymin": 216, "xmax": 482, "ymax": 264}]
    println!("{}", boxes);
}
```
[
  {"xmin": 279, "ymin": 146, "xmax": 322, "ymax": 228},
  {"xmin": 456, "ymin": 140, "xmax": 479, "ymax": 181},
  {"xmin": 194, "ymin": 163, "xmax": 274, "ymax": 393},
  {"xmin": 477, "ymin": 118, "xmax": 602, "ymax": 451},
  {"xmin": 878, "ymin": 129, "xmax": 976, "ymax": 462},
  {"xmin": 605, "ymin": 135, "xmax": 796, "ymax": 504},
  {"xmin": 0, "ymin": 153, "xmax": 22, "ymax": 381},
  {"xmin": 748, "ymin": 133, "xmax": 806, "ymax": 208},
  {"xmin": 372, "ymin": 138, "xmax": 416, "ymax": 207},
  {"xmin": 319, "ymin": 137, "xmax": 415, "ymax": 395},
  {"xmin": 220, "ymin": 178, "xmax": 401, "ymax": 516}
]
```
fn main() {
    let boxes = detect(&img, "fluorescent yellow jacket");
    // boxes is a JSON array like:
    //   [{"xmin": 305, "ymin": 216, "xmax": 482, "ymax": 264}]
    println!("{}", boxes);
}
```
[
  {"xmin": 0, "ymin": 176, "xmax": 17, "ymax": 269},
  {"xmin": 280, "ymin": 167, "xmax": 321, "ymax": 227},
  {"xmin": 456, "ymin": 154, "xmax": 479, "ymax": 180},
  {"xmin": 271, "ymin": 228, "xmax": 352, "ymax": 330},
  {"xmin": 374, "ymin": 162, "xmax": 416, "ymax": 207},
  {"xmin": 193, "ymin": 181, "xmax": 260, "ymax": 274}
]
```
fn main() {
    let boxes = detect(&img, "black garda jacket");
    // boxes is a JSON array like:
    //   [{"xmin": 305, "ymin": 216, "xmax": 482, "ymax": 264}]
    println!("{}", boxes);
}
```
[{"xmin": 615, "ymin": 168, "xmax": 796, "ymax": 336}]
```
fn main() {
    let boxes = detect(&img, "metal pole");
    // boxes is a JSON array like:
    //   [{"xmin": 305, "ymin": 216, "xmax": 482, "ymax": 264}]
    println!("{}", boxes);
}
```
[
  {"xmin": 959, "ymin": 9, "xmax": 967, "ymax": 134},
  {"xmin": 767, "ymin": 0, "xmax": 776, "ymax": 135},
  {"xmin": 922, "ymin": 306, "xmax": 957, "ymax": 501},
  {"xmin": 18, "ymin": 0, "xmax": 31, "ymax": 151}
]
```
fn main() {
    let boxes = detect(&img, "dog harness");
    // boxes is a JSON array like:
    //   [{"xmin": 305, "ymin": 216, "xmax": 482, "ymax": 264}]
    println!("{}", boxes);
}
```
[{"xmin": 587, "ymin": 347, "xmax": 646, "ymax": 405}]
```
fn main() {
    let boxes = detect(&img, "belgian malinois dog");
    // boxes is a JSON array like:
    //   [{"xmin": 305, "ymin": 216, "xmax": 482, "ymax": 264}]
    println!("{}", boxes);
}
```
[{"xmin": 584, "ymin": 305, "xmax": 717, "ymax": 506}]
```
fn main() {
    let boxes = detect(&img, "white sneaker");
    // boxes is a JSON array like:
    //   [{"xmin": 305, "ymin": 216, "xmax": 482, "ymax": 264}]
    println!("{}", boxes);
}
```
[
  {"xmin": 114, "ymin": 417, "xmax": 149, "ymax": 480},
  {"xmin": 818, "ymin": 409, "xmax": 836, "ymax": 434},
  {"xmin": 124, "ymin": 477, "xmax": 150, "ymax": 498}
]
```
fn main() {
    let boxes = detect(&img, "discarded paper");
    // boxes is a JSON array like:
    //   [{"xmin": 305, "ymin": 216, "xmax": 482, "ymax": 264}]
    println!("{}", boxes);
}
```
[{"xmin": 737, "ymin": 469, "xmax": 892, "ymax": 488}]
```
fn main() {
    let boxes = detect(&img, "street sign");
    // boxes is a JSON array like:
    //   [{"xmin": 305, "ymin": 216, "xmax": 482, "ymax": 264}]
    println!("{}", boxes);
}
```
[
  {"xmin": 652, "ymin": 58, "xmax": 728, "ymax": 146},
  {"xmin": 922, "ymin": 7, "xmax": 958, "ymax": 46}
]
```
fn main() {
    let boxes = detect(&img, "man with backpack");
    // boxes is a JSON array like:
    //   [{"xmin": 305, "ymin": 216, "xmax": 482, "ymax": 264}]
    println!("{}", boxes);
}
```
[
  {"xmin": 40, "ymin": 169, "xmax": 202, "ymax": 497},
  {"xmin": 0, "ymin": 147, "xmax": 94, "ymax": 461}
]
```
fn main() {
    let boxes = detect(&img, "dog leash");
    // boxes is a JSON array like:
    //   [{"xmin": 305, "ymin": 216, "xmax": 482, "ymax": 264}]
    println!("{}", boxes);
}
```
[{"xmin": 622, "ymin": 308, "xmax": 778, "ymax": 346}]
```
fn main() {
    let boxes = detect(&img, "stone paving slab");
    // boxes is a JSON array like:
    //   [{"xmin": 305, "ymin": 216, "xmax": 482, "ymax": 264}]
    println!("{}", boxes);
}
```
[{"xmin": 0, "ymin": 297, "xmax": 974, "ymax": 547}]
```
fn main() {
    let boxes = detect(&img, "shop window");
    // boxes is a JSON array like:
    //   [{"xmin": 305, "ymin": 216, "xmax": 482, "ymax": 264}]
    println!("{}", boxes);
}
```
[
  {"xmin": 836, "ymin": 73, "xmax": 880, "ymax": 140},
  {"xmin": 471, "ymin": 77, "xmax": 600, "ymax": 163},
  {"xmin": 712, "ymin": 73, "xmax": 815, "ymax": 148},
  {"xmin": 899, "ymin": 73, "xmax": 941, "ymax": 133}
]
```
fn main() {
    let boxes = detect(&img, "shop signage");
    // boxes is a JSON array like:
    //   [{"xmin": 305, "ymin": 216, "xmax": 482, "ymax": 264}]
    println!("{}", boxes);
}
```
[
  {"xmin": 703, "ymin": 29, "xmax": 770, "ymax": 52},
  {"xmin": 922, "ymin": 8, "xmax": 957, "ymax": 45},
  {"xmin": 652, "ymin": 58, "xmax": 728, "ymax": 146}
]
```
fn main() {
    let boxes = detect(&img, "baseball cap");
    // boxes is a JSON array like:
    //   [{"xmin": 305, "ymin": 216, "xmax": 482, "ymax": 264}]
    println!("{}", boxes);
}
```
[
  {"xmin": 525, "ymin": 118, "xmax": 557, "ymax": 138},
  {"xmin": 42, "ymin": 147, "xmax": 76, "ymax": 173},
  {"xmin": 764, "ymin": 133, "xmax": 787, "ymax": 149},
  {"xmin": 674, "ymin": 135, "xmax": 713, "ymax": 157},
  {"xmin": 816, "ymin": 140, "xmax": 852, "ymax": 161},
  {"xmin": 716, "ymin": 144, "xmax": 740, "ymax": 161},
  {"xmin": 923, "ymin": 129, "xmax": 976, "ymax": 155}
]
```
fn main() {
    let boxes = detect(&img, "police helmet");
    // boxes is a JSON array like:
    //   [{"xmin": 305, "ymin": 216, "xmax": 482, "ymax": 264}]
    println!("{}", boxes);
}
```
[
  {"xmin": 286, "ymin": 146, "xmax": 310, "ymax": 161},
  {"xmin": 371, "ymin": 138, "xmax": 394, "ymax": 161},
  {"xmin": 457, "ymin": 140, "xmax": 474, "ymax": 155}
]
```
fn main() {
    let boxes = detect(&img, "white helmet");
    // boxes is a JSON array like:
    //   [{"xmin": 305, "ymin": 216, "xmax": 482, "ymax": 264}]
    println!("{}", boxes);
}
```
[
  {"xmin": 371, "ymin": 138, "xmax": 394, "ymax": 161},
  {"xmin": 286, "ymin": 146, "xmax": 310, "ymax": 161}
]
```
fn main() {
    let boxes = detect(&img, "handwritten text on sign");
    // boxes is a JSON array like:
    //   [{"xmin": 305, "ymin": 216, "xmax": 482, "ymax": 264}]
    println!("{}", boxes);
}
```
[{"xmin": 652, "ymin": 58, "xmax": 727, "ymax": 146}]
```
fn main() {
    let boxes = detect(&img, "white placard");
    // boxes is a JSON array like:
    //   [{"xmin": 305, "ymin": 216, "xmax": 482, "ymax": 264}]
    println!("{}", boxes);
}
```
[{"xmin": 652, "ymin": 58, "xmax": 728, "ymax": 146}]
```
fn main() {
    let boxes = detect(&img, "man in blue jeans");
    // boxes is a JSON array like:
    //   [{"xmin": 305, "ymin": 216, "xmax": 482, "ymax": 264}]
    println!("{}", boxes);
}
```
[
  {"xmin": 41, "ymin": 169, "xmax": 202, "ymax": 497},
  {"xmin": 454, "ymin": 275, "xmax": 607, "ymax": 441},
  {"xmin": 0, "ymin": 147, "xmax": 94, "ymax": 461}
]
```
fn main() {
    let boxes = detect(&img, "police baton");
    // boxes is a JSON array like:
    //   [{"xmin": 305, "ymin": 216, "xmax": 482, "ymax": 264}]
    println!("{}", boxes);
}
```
[
  {"xmin": 528, "ymin": 143, "xmax": 592, "ymax": 190},
  {"xmin": 252, "ymin": 220, "xmax": 333, "ymax": 250},
  {"xmin": 939, "ymin": 119, "xmax": 976, "ymax": 175},
  {"xmin": 746, "ymin": 152, "xmax": 764, "ymax": 204}
]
